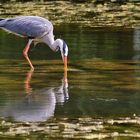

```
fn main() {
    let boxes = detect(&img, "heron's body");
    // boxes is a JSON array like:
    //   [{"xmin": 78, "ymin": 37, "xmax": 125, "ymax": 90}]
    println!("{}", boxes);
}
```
[
  {"xmin": 0, "ymin": 16, "xmax": 52, "ymax": 38},
  {"xmin": 0, "ymin": 16, "xmax": 68, "ymax": 70}
]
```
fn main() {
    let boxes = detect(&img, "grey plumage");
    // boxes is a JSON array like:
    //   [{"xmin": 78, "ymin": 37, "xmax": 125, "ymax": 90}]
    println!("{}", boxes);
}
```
[
  {"xmin": 0, "ymin": 16, "xmax": 53, "ymax": 38},
  {"xmin": 0, "ymin": 16, "xmax": 68, "ymax": 70}
]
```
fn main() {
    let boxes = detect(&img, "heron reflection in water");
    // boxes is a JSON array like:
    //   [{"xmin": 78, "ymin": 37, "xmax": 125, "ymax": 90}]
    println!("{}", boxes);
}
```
[{"xmin": 1, "ymin": 70, "xmax": 69, "ymax": 122}]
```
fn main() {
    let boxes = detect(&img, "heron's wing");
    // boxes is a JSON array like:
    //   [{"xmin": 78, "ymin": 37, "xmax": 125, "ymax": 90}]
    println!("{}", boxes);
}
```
[{"xmin": 1, "ymin": 16, "xmax": 53, "ymax": 38}]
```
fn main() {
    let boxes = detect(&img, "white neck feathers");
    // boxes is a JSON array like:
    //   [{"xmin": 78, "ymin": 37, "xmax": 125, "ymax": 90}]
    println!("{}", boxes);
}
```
[{"xmin": 41, "ymin": 32, "xmax": 62, "ymax": 51}]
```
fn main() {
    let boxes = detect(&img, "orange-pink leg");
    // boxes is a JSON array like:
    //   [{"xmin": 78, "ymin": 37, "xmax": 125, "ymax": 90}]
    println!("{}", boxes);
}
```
[{"xmin": 23, "ymin": 39, "xmax": 34, "ymax": 70}]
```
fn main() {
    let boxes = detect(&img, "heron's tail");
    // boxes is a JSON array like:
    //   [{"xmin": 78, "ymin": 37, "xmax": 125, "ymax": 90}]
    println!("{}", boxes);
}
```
[{"xmin": 0, "ymin": 18, "xmax": 5, "ymax": 27}]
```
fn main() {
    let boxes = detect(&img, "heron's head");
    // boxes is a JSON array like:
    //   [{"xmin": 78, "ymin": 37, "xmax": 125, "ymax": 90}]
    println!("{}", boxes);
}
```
[{"xmin": 58, "ymin": 39, "xmax": 68, "ymax": 69}]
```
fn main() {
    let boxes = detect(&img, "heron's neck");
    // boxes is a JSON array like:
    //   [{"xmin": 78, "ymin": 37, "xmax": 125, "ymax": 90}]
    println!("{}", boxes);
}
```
[
  {"xmin": 42, "ymin": 33, "xmax": 61, "ymax": 51},
  {"xmin": 50, "ymin": 39, "xmax": 62, "ymax": 51}
]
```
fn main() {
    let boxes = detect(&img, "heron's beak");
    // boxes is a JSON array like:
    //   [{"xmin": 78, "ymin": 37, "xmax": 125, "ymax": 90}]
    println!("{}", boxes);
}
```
[
  {"xmin": 64, "ymin": 56, "xmax": 67, "ymax": 70},
  {"xmin": 61, "ymin": 51, "xmax": 68, "ymax": 70}
]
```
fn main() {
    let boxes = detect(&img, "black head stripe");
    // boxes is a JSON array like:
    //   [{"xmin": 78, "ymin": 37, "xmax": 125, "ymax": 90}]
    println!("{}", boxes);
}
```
[{"xmin": 63, "ymin": 40, "xmax": 66, "ymax": 54}]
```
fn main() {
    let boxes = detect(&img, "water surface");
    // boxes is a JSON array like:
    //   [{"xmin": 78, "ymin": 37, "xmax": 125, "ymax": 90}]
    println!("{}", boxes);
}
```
[{"xmin": 0, "ymin": 24, "xmax": 140, "ymax": 139}]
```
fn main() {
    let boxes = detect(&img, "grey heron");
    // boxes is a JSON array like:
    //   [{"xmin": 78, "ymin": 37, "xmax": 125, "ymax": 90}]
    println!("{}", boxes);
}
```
[{"xmin": 0, "ymin": 16, "xmax": 68, "ymax": 70}]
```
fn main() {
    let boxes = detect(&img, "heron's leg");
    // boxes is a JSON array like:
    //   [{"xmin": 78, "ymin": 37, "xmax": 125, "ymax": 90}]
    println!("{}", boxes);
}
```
[{"xmin": 23, "ymin": 39, "xmax": 34, "ymax": 70}]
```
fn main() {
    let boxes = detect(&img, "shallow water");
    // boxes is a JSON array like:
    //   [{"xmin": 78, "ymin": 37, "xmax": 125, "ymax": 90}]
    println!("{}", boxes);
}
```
[{"xmin": 0, "ymin": 24, "xmax": 140, "ymax": 139}]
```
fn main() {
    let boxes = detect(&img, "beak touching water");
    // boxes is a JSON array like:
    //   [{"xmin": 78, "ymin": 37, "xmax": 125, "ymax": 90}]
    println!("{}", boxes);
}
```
[{"xmin": 60, "ymin": 40, "xmax": 68, "ymax": 70}]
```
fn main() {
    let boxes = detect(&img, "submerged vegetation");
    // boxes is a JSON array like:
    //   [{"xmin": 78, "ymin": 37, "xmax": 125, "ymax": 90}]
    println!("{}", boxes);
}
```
[
  {"xmin": 1, "ymin": 117, "xmax": 140, "ymax": 139},
  {"xmin": 0, "ymin": 1, "xmax": 140, "ymax": 27}
]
